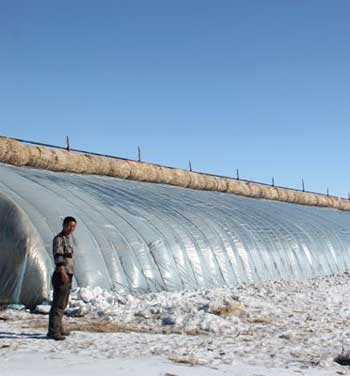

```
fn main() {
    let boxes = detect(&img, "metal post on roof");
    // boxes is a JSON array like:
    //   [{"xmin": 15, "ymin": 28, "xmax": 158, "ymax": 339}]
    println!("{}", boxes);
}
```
[
  {"xmin": 138, "ymin": 146, "xmax": 141, "ymax": 162},
  {"xmin": 327, "ymin": 188, "xmax": 330, "ymax": 196},
  {"xmin": 188, "ymin": 160, "xmax": 192, "ymax": 171},
  {"xmin": 272, "ymin": 177, "xmax": 275, "ymax": 187},
  {"xmin": 302, "ymin": 179, "xmax": 305, "ymax": 192},
  {"xmin": 66, "ymin": 136, "xmax": 70, "ymax": 151},
  {"xmin": 236, "ymin": 168, "xmax": 240, "ymax": 180}
]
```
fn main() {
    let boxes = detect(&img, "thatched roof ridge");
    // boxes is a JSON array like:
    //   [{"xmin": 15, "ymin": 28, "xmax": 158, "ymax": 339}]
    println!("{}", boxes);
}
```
[{"xmin": 1, "ymin": 136, "xmax": 348, "ymax": 210}]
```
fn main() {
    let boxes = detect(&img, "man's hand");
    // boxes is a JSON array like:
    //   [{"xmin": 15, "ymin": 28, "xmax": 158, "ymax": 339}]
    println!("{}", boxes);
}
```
[{"xmin": 58, "ymin": 266, "xmax": 69, "ymax": 284}]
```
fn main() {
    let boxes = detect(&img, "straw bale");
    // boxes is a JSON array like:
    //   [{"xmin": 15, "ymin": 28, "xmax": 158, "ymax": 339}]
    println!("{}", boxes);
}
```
[
  {"xmin": 226, "ymin": 180, "xmax": 251, "ymax": 196},
  {"xmin": 303, "ymin": 193, "xmax": 315, "ymax": 205},
  {"xmin": 298, "ymin": 191, "xmax": 315, "ymax": 206},
  {"xmin": 305, "ymin": 193, "xmax": 319, "ymax": 206},
  {"xmin": 309, "ymin": 194, "xmax": 320, "ymax": 206},
  {"xmin": 101, "ymin": 157, "xmax": 116, "ymax": 176},
  {"xmin": 284, "ymin": 190, "xmax": 298, "ymax": 203},
  {"xmin": 214, "ymin": 177, "xmax": 228, "ymax": 192},
  {"xmin": 269, "ymin": 188, "xmax": 280, "ymax": 201},
  {"xmin": 77, "ymin": 154, "xmax": 97, "ymax": 175},
  {"xmin": 275, "ymin": 188, "xmax": 289, "ymax": 202},
  {"xmin": 164, "ymin": 168, "xmax": 192, "ymax": 187},
  {"xmin": 257, "ymin": 185, "xmax": 269, "ymax": 200},
  {"xmin": 189, "ymin": 173, "xmax": 210, "ymax": 190},
  {"xmin": 335, "ymin": 198, "xmax": 346, "ymax": 210},
  {"xmin": 240, "ymin": 182, "xmax": 252, "ymax": 196},
  {"xmin": 295, "ymin": 192, "xmax": 310, "ymax": 206},
  {"xmin": 225, "ymin": 180, "xmax": 241, "ymax": 195},
  {"xmin": 90, "ymin": 155, "xmax": 113, "ymax": 176},
  {"xmin": 316, "ymin": 195, "xmax": 330, "ymax": 207},
  {"xmin": 50, "ymin": 149, "xmax": 75, "ymax": 172},
  {"xmin": 5, "ymin": 139, "xmax": 30, "ymax": 166},
  {"xmin": 286, "ymin": 189, "xmax": 299, "ymax": 203},
  {"xmin": 324, "ymin": 197, "xmax": 334, "ymax": 208},
  {"xmin": 148, "ymin": 165, "xmax": 163, "ymax": 183},
  {"xmin": 0, "ymin": 137, "xmax": 14, "ymax": 162},
  {"xmin": 290, "ymin": 191, "xmax": 301, "ymax": 204},
  {"xmin": 260, "ymin": 186, "xmax": 279, "ymax": 201},
  {"xmin": 127, "ymin": 161, "xmax": 161, "ymax": 183},
  {"xmin": 291, "ymin": 191, "xmax": 302, "ymax": 204},
  {"xmin": 335, "ymin": 198, "xmax": 350, "ymax": 211},
  {"xmin": 1, "ymin": 137, "xmax": 22, "ymax": 161},
  {"xmin": 69, "ymin": 153, "xmax": 93, "ymax": 174},
  {"xmin": 100, "ymin": 157, "xmax": 114, "ymax": 176},
  {"xmin": 27, "ymin": 147, "xmax": 42, "ymax": 166},
  {"xmin": 51, "ymin": 150, "xmax": 90, "ymax": 174},
  {"xmin": 285, "ymin": 191, "xmax": 294, "ymax": 204},
  {"xmin": 335, "ymin": 198, "xmax": 345, "ymax": 209},
  {"xmin": 0, "ymin": 137, "xmax": 9, "ymax": 160},
  {"xmin": 339, "ymin": 200, "xmax": 350, "ymax": 211},
  {"xmin": 51, "ymin": 149, "xmax": 75, "ymax": 172},
  {"xmin": 75, "ymin": 154, "xmax": 96, "ymax": 175},
  {"xmin": 44, "ymin": 148, "xmax": 62, "ymax": 170},
  {"xmin": 313, "ymin": 194, "xmax": 325, "ymax": 206},
  {"xmin": 48, "ymin": 149, "xmax": 64, "ymax": 170},
  {"xmin": 47, "ymin": 149, "xmax": 69, "ymax": 171},
  {"xmin": 326, "ymin": 197, "xmax": 340, "ymax": 209},
  {"xmin": 247, "ymin": 183, "xmax": 263, "ymax": 198},
  {"xmin": 318, "ymin": 195, "xmax": 331, "ymax": 207},
  {"xmin": 202, "ymin": 175, "xmax": 218, "ymax": 191},
  {"xmin": 27, "ymin": 147, "xmax": 56, "ymax": 170},
  {"xmin": 69, "ymin": 152, "xmax": 85, "ymax": 172},
  {"xmin": 87, "ymin": 156, "xmax": 101, "ymax": 175},
  {"xmin": 157, "ymin": 166, "xmax": 174, "ymax": 185},
  {"xmin": 107, "ymin": 158, "xmax": 132, "ymax": 179}
]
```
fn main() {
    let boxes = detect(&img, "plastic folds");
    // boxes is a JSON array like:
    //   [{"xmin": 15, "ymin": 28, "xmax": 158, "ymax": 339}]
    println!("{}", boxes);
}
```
[{"xmin": 1, "ymin": 162, "xmax": 350, "ymax": 307}]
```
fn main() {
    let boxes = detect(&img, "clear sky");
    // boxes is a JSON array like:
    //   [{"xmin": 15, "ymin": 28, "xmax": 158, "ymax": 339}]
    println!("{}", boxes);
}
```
[{"xmin": 1, "ymin": 1, "xmax": 349, "ymax": 197}]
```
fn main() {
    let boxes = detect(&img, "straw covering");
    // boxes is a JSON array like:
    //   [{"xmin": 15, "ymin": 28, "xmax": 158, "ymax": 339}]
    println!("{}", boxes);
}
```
[{"xmin": 0, "ymin": 136, "xmax": 348, "ymax": 210}]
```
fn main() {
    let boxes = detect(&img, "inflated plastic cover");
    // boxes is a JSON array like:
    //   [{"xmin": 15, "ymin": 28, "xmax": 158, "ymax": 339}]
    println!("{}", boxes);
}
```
[{"xmin": 1, "ymin": 162, "xmax": 350, "ymax": 307}]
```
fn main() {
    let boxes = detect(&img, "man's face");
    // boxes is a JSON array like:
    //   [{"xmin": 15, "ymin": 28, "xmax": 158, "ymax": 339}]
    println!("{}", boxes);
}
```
[{"xmin": 63, "ymin": 221, "xmax": 76, "ymax": 235}]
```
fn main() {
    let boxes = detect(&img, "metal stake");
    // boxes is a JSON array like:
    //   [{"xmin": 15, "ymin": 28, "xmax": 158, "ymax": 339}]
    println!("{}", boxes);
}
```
[
  {"xmin": 189, "ymin": 160, "xmax": 192, "ymax": 171},
  {"xmin": 138, "ymin": 146, "xmax": 141, "ymax": 162}
]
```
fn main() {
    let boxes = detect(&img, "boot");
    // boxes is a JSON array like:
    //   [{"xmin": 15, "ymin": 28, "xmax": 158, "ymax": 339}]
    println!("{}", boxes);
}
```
[
  {"xmin": 47, "ymin": 333, "xmax": 66, "ymax": 341},
  {"xmin": 60, "ymin": 325, "xmax": 71, "ymax": 336}
]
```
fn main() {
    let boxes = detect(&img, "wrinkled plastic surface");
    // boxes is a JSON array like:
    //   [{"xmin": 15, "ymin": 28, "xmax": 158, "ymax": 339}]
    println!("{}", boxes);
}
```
[{"xmin": 1, "ymin": 162, "xmax": 350, "ymax": 306}]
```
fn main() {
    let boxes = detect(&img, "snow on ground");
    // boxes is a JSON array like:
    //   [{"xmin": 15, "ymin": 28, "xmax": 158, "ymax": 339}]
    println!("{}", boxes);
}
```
[{"xmin": 2, "ymin": 273, "xmax": 350, "ymax": 375}]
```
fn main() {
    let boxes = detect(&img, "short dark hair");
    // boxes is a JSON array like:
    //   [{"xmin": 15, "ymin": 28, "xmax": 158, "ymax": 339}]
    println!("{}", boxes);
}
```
[{"xmin": 63, "ymin": 216, "xmax": 77, "ymax": 226}]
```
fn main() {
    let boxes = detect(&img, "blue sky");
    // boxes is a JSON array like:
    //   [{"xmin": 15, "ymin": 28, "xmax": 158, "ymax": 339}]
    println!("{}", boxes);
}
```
[{"xmin": 1, "ymin": 1, "xmax": 349, "ymax": 197}]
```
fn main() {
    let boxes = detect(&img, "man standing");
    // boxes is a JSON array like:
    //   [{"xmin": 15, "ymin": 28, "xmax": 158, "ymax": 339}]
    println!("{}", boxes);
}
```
[{"xmin": 47, "ymin": 216, "xmax": 77, "ymax": 341}]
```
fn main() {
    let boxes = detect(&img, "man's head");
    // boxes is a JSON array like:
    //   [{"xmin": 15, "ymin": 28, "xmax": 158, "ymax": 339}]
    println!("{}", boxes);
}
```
[{"xmin": 62, "ymin": 216, "xmax": 77, "ymax": 235}]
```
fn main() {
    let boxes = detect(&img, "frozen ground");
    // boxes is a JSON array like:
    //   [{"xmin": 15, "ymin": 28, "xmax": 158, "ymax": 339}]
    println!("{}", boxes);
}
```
[{"xmin": 2, "ymin": 273, "xmax": 350, "ymax": 375}]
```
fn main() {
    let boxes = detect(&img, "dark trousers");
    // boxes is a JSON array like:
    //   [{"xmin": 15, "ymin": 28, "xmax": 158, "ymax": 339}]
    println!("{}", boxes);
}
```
[{"xmin": 47, "ymin": 271, "xmax": 72, "ymax": 336}]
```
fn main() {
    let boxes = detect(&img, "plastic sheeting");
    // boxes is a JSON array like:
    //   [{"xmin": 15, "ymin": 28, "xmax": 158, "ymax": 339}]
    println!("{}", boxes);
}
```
[{"xmin": 1, "ymin": 162, "xmax": 350, "ymax": 307}]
